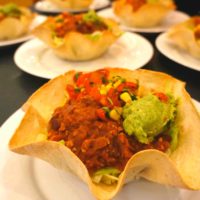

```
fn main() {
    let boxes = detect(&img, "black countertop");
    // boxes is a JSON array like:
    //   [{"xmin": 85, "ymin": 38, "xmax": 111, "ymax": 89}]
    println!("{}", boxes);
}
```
[{"xmin": 0, "ymin": 8, "xmax": 200, "ymax": 126}]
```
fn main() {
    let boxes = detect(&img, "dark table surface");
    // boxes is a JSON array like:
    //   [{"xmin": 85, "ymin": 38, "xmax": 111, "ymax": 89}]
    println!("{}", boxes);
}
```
[{"xmin": 0, "ymin": 5, "xmax": 200, "ymax": 126}]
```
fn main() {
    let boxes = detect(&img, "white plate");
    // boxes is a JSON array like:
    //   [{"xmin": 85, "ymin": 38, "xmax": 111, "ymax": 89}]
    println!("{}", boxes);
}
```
[
  {"xmin": 0, "ymin": 15, "xmax": 46, "ymax": 47},
  {"xmin": 34, "ymin": 0, "xmax": 110, "ymax": 14},
  {"xmin": 0, "ymin": 100, "xmax": 200, "ymax": 200},
  {"xmin": 98, "ymin": 8, "xmax": 189, "ymax": 33},
  {"xmin": 156, "ymin": 32, "xmax": 200, "ymax": 71},
  {"xmin": 14, "ymin": 32, "xmax": 154, "ymax": 79}
]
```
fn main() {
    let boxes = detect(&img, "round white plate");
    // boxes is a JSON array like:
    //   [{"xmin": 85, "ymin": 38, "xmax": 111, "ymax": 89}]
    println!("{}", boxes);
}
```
[
  {"xmin": 156, "ymin": 33, "xmax": 200, "ymax": 71},
  {"xmin": 98, "ymin": 8, "xmax": 190, "ymax": 33},
  {"xmin": 14, "ymin": 32, "xmax": 154, "ymax": 79},
  {"xmin": 0, "ymin": 15, "xmax": 46, "ymax": 47},
  {"xmin": 0, "ymin": 100, "xmax": 200, "ymax": 200},
  {"xmin": 34, "ymin": 0, "xmax": 110, "ymax": 14}
]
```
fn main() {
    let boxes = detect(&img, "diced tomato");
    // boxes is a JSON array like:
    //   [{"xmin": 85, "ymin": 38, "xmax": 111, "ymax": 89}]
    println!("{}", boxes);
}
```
[
  {"xmin": 116, "ymin": 83, "xmax": 126, "ymax": 92},
  {"xmin": 97, "ymin": 69, "xmax": 109, "ymax": 79},
  {"xmin": 107, "ymin": 87, "xmax": 114, "ymax": 97},
  {"xmin": 76, "ymin": 73, "xmax": 90, "ymax": 87},
  {"xmin": 154, "ymin": 92, "xmax": 168, "ymax": 103},
  {"xmin": 117, "ymin": 82, "xmax": 137, "ymax": 93},
  {"xmin": 96, "ymin": 108, "xmax": 107, "ymax": 120},
  {"xmin": 89, "ymin": 72, "xmax": 103, "ymax": 85},
  {"xmin": 107, "ymin": 88, "xmax": 121, "ymax": 107},
  {"xmin": 66, "ymin": 84, "xmax": 78, "ymax": 100},
  {"xmin": 99, "ymin": 95, "xmax": 110, "ymax": 107},
  {"xmin": 89, "ymin": 86, "xmax": 101, "ymax": 101},
  {"xmin": 89, "ymin": 70, "xmax": 109, "ymax": 85},
  {"xmin": 125, "ymin": 82, "xmax": 138, "ymax": 90}
]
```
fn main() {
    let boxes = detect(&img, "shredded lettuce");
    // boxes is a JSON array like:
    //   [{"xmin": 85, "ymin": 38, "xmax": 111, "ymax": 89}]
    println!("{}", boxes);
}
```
[
  {"xmin": 86, "ymin": 31, "xmax": 103, "ymax": 41},
  {"xmin": 58, "ymin": 139, "xmax": 65, "ymax": 145},
  {"xmin": 82, "ymin": 10, "xmax": 102, "ymax": 24},
  {"xmin": 92, "ymin": 167, "xmax": 121, "ymax": 184}
]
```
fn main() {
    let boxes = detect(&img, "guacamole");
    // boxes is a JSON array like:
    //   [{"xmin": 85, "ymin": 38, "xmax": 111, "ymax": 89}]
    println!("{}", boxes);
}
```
[
  {"xmin": 122, "ymin": 94, "xmax": 176, "ymax": 144},
  {"xmin": 0, "ymin": 3, "xmax": 21, "ymax": 18}
]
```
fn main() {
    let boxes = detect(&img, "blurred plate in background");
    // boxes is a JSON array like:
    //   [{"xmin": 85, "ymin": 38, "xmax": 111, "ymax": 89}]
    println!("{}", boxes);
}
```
[
  {"xmin": 14, "ymin": 32, "xmax": 154, "ymax": 79},
  {"xmin": 156, "ymin": 33, "xmax": 200, "ymax": 71},
  {"xmin": 0, "ymin": 15, "xmax": 46, "ymax": 47},
  {"xmin": 98, "ymin": 8, "xmax": 189, "ymax": 33},
  {"xmin": 34, "ymin": 0, "xmax": 110, "ymax": 14}
]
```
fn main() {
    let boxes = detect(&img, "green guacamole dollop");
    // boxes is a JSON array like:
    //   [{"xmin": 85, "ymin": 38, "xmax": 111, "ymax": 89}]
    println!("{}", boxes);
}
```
[
  {"xmin": 122, "ymin": 94, "xmax": 176, "ymax": 144},
  {"xmin": 0, "ymin": 3, "xmax": 21, "ymax": 17}
]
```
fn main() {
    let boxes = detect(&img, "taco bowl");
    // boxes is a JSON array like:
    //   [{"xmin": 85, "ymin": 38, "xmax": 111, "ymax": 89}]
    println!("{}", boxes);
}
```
[
  {"xmin": 113, "ymin": 0, "xmax": 176, "ymax": 28},
  {"xmin": 46, "ymin": 0, "xmax": 93, "ymax": 9},
  {"xmin": 33, "ymin": 11, "xmax": 122, "ymax": 61},
  {"xmin": 0, "ymin": 3, "xmax": 35, "ymax": 40},
  {"xmin": 9, "ymin": 68, "xmax": 200, "ymax": 199},
  {"xmin": 167, "ymin": 16, "xmax": 200, "ymax": 59}
]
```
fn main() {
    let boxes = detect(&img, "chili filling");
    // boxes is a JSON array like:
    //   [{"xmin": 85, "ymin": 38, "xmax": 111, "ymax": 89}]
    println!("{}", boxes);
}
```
[
  {"xmin": 53, "ymin": 11, "xmax": 108, "ymax": 38},
  {"xmin": 126, "ymin": 0, "xmax": 146, "ymax": 11},
  {"xmin": 48, "ymin": 69, "xmax": 175, "ymax": 175},
  {"xmin": 193, "ymin": 16, "xmax": 200, "ymax": 40}
]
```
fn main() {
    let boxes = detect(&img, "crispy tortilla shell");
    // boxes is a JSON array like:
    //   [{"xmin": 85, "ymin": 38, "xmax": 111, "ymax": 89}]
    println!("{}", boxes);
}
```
[
  {"xmin": 0, "ymin": 7, "xmax": 35, "ymax": 40},
  {"xmin": 113, "ymin": 0, "xmax": 175, "ymax": 27},
  {"xmin": 47, "ymin": 0, "xmax": 92, "ymax": 9},
  {"xmin": 9, "ymin": 68, "xmax": 200, "ymax": 200},
  {"xmin": 168, "ymin": 17, "xmax": 200, "ymax": 59},
  {"xmin": 33, "ymin": 16, "xmax": 122, "ymax": 61}
]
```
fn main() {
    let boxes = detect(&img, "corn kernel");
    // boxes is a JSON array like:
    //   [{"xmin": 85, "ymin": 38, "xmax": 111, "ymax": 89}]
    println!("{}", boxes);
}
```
[
  {"xmin": 113, "ymin": 80, "xmax": 122, "ymax": 88},
  {"xmin": 100, "ymin": 85, "xmax": 107, "ymax": 95},
  {"xmin": 109, "ymin": 109, "xmax": 120, "ymax": 121},
  {"xmin": 120, "ymin": 92, "xmax": 132, "ymax": 103},
  {"xmin": 106, "ymin": 83, "xmax": 112, "ymax": 91}
]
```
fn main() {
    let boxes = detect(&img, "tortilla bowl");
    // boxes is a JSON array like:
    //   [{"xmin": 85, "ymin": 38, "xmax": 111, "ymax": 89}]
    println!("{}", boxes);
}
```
[
  {"xmin": 113, "ymin": 0, "xmax": 175, "ymax": 28},
  {"xmin": 47, "ymin": 0, "xmax": 93, "ymax": 9},
  {"xmin": 9, "ymin": 68, "xmax": 200, "ymax": 199},
  {"xmin": 33, "ymin": 15, "xmax": 122, "ymax": 61},
  {"xmin": 167, "ymin": 17, "xmax": 200, "ymax": 59},
  {"xmin": 0, "ymin": 6, "xmax": 35, "ymax": 40}
]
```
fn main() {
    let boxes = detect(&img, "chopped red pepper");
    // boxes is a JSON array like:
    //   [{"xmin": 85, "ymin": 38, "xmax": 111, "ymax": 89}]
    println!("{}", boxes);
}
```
[
  {"xmin": 99, "ymin": 95, "xmax": 111, "ymax": 107},
  {"xmin": 117, "ymin": 82, "xmax": 137, "ymax": 92},
  {"xmin": 154, "ymin": 92, "xmax": 168, "ymax": 103},
  {"xmin": 125, "ymin": 82, "xmax": 138, "ymax": 89},
  {"xmin": 89, "ymin": 72, "xmax": 104, "ymax": 85},
  {"xmin": 66, "ymin": 84, "xmax": 78, "ymax": 100},
  {"xmin": 96, "ymin": 108, "xmax": 107, "ymax": 120},
  {"xmin": 76, "ymin": 73, "xmax": 90, "ymax": 87},
  {"xmin": 89, "ymin": 86, "xmax": 102, "ymax": 101},
  {"xmin": 107, "ymin": 88, "xmax": 121, "ymax": 107}
]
